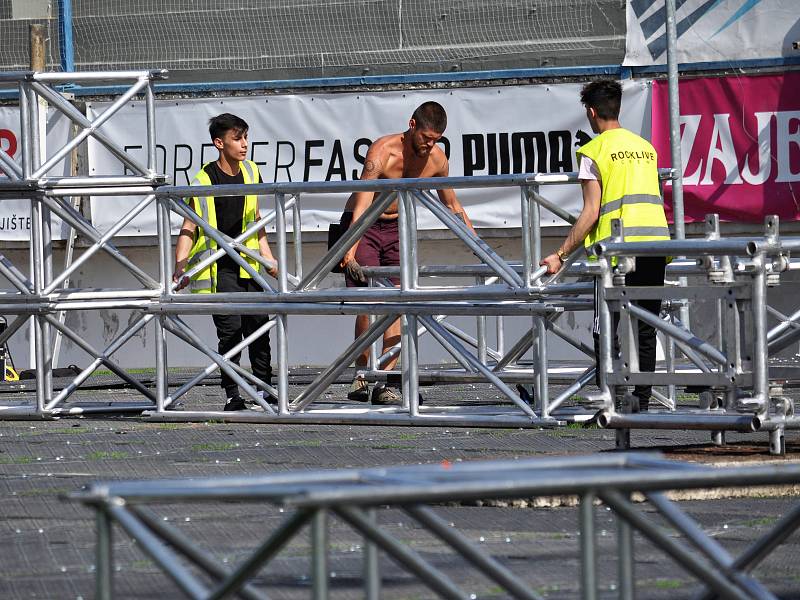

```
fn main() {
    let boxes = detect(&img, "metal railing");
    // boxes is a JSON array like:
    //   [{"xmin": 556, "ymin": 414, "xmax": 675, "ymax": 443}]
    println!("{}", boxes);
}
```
[{"xmin": 70, "ymin": 452, "xmax": 800, "ymax": 600}]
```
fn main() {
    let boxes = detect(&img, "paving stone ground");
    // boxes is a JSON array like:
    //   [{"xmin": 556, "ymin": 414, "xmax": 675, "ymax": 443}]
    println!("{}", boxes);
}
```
[{"xmin": 1, "ymin": 372, "xmax": 799, "ymax": 599}]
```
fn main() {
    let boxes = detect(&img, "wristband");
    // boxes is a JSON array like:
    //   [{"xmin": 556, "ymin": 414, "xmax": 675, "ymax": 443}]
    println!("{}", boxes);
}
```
[{"xmin": 556, "ymin": 248, "xmax": 567, "ymax": 260}]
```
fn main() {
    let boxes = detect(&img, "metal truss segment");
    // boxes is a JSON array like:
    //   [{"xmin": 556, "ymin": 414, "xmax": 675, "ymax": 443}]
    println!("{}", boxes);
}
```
[
  {"xmin": 415, "ymin": 189, "xmax": 525, "ymax": 288},
  {"xmin": 291, "ymin": 314, "xmax": 396, "ymax": 411},
  {"xmin": 299, "ymin": 190, "xmax": 397, "ymax": 290},
  {"xmin": 334, "ymin": 505, "xmax": 467, "ymax": 600},
  {"xmin": 599, "ymin": 490, "xmax": 757, "ymax": 600},
  {"xmin": 44, "ymin": 314, "xmax": 156, "ymax": 404},
  {"xmin": 129, "ymin": 506, "xmax": 268, "ymax": 600},
  {"xmin": 106, "ymin": 502, "xmax": 211, "ymax": 600},
  {"xmin": 644, "ymin": 492, "xmax": 777, "ymax": 600},
  {"xmin": 206, "ymin": 509, "xmax": 314, "ymax": 600},
  {"xmin": 164, "ymin": 316, "xmax": 275, "ymax": 413},
  {"xmin": 47, "ymin": 313, "xmax": 155, "ymax": 409},
  {"xmin": 29, "ymin": 80, "xmax": 152, "ymax": 178},
  {"xmin": 169, "ymin": 197, "xmax": 274, "ymax": 293},
  {"xmin": 403, "ymin": 504, "xmax": 545, "ymax": 600},
  {"xmin": 41, "ymin": 194, "xmax": 160, "ymax": 289}
]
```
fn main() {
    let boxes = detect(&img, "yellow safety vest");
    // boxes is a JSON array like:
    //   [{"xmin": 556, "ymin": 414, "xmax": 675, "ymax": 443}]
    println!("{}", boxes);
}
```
[
  {"xmin": 577, "ymin": 128, "xmax": 670, "ymax": 251},
  {"xmin": 185, "ymin": 160, "xmax": 261, "ymax": 293}
]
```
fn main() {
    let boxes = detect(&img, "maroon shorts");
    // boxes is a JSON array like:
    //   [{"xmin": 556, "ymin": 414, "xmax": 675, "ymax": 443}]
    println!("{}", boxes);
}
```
[{"xmin": 341, "ymin": 212, "xmax": 400, "ymax": 287}]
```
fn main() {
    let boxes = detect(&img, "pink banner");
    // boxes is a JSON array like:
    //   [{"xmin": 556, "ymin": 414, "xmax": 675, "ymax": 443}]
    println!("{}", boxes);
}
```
[{"xmin": 652, "ymin": 73, "xmax": 800, "ymax": 223}]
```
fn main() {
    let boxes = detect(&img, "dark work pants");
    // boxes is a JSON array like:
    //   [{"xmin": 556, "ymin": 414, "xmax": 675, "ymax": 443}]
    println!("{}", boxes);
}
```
[
  {"xmin": 212, "ymin": 268, "xmax": 272, "ymax": 397},
  {"xmin": 594, "ymin": 256, "xmax": 666, "ymax": 401}
]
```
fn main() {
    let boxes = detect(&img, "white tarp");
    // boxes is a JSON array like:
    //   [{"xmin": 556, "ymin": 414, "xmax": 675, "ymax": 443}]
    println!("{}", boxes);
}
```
[
  {"xmin": 87, "ymin": 81, "xmax": 649, "ymax": 235},
  {"xmin": 0, "ymin": 107, "xmax": 71, "ymax": 240},
  {"xmin": 624, "ymin": 0, "xmax": 800, "ymax": 66}
]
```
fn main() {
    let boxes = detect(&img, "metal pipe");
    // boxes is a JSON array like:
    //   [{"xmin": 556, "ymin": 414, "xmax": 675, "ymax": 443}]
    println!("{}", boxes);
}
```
[
  {"xmin": 665, "ymin": 0, "xmax": 685, "ymax": 241},
  {"xmin": 616, "ymin": 494, "xmax": 634, "ymax": 600},
  {"xmin": 160, "ymin": 283, "xmax": 579, "ymax": 304},
  {"xmin": 158, "ymin": 169, "xmax": 676, "ymax": 198},
  {"xmin": 96, "ymin": 508, "xmax": 113, "ymax": 600},
  {"xmin": 363, "ymin": 508, "xmax": 380, "ymax": 600},
  {"xmin": 598, "ymin": 412, "xmax": 759, "ymax": 432},
  {"xmin": 275, "ymin": 192, "xmax": 290, "ymax": 414},
  {"xmin": 595, "ymin": 239, "xmax": 753, "ymax": 259},
  {"xmin": 153, "ymin": 301, "xmax": 558, "ymax": 317},
  {"xmin": 291, "ymin": 194, "xmax": 303, "ymax": 280},
  {"xmin": 579, "ymin": 493, "xmax": 597, "ymax": 600},
  {"xmin": 311, "ymin": 509, "xmax": 329, "ymax": 600},
  {"xmin": 751, "ymin": 253, "xmax": 769, "ymax": 413}
]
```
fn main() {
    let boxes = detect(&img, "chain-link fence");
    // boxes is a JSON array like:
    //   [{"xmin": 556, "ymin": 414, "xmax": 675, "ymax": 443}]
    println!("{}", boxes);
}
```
[{"xmin": 0, "ymin": 0, "xmax": 625, "ymax": 80}]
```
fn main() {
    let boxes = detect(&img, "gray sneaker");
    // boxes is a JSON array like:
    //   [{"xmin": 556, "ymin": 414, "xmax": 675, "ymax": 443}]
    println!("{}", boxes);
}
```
[
  {"xmin": 347, "ymin": 377, "xmax": 370, "ymax": 402},
  {"xmin": 371, "ymin": 385, "xmax": 402, "ymax": 406}
]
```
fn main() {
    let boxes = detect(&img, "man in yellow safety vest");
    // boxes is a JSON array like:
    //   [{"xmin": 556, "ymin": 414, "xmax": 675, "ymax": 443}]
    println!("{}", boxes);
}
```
[
  {"xmin": 173, "ymin": 113, "xmax": 278, "ymax": 411},
  {"xmin": 540, "ymin": 80, "xmax": 670, "ymax": 412}
]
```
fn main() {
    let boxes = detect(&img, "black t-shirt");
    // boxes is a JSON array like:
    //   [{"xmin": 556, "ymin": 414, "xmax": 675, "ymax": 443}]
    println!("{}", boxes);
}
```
[{"xmin": 203, "ymin": 161, "xmax": 261, "ymax": 274}]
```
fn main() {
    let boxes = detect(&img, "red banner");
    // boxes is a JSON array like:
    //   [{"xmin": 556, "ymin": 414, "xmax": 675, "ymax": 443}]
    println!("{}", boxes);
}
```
[{"xmin": 652, "ymin": 73, "xmax": 800, "ymax": 223}]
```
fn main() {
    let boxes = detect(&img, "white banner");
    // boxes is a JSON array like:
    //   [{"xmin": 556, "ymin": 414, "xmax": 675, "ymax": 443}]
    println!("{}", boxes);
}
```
[
  {"xmin": 0, "ymin": 107, "xmax": 72, "ymax": 240},
  {"xmin": 624, "ymin": 0, "xmax": 800, "ymax": 66},
  {"xmin": 87, "ymin": 81, "xmax": 649, "ymax": 235}
]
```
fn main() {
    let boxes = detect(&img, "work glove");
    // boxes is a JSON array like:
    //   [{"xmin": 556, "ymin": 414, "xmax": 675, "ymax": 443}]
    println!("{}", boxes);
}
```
[{"xmin": 344, "ymin": 259, "xmax": 366, "ymax": 285}]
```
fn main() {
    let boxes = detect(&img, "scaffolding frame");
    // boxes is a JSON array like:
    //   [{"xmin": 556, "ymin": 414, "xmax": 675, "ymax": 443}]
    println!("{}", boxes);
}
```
[
  {"xmin": 0, "ymin": 69, "xmax": 798, "ymax": 454},
  {"xmin": 71, "ymin": 452, "xmax": 800, "ymax": 600}
]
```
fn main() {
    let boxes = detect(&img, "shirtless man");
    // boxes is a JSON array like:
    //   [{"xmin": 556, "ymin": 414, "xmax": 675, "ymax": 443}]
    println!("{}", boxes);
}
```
[{"xmin": 340, "ymin": 101, "xmax": 474, "ymax": 405}]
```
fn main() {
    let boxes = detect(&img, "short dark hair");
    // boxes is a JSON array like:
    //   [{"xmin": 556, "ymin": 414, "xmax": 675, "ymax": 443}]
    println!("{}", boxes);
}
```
[
  {"xmin": 411, "ymin": 101, "xmax": 447, "ymax": 132},
  {"xmin": 580, "ymin": 80, "xmax": 622, "ymax": 120},
  {"xmin": 209, "ymin": 113, "xmax": 249, "ymax": 141}
]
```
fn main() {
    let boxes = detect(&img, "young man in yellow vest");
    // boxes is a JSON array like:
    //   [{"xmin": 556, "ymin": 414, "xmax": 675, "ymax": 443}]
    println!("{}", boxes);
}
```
[
  {"xmin": 173, "ymin": 113, "xmax": 278, "ymax": 411},
  {"xmin": 540, "ymin": 80, "xmax": 670, "ymax": 411}
]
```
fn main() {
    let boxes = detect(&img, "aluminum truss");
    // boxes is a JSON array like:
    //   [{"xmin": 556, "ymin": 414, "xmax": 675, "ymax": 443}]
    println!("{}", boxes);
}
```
[
  {"xmin": 0, "ymin": 70, "xmax": 167, "ymax": 418},
  {"xmin": 71, "ymin": 452, "xmax": 800, "ymax": 600},
  {"xmin": 592, "ymin": 215, "xmax": 800, "ymax": 455},
  {"xmin": 1, "ymin": 70, "xmax": 799, "ymax": 455}
]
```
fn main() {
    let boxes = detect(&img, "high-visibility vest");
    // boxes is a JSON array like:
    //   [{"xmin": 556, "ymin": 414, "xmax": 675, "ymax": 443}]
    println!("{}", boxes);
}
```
[
  {"xmin": 185, "ymin": 160, "xmax": 261, "ymax": 293},
  {"xmin": 577, "ymin": 128, "xmax": 670, "ymax": 251}
]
